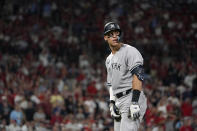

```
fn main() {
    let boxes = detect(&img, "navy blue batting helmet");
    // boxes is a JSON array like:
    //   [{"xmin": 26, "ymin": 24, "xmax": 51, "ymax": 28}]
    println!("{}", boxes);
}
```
[{"xmin": 104, "ymin": 22, "xmax": 121, "ymax": 36}]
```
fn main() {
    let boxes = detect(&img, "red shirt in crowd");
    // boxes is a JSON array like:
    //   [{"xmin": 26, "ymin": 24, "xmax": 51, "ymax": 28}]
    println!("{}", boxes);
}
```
[
  {"xmin": 87, "ymin": 81, "xmax": 97, "ymax": 96},
  {"xmin": 181, "ymin": 101, "xmax": 193, "ymax": 117},
  {"xmin": 145, "ymin": 108, "xmax": 156, "ymax": 127},
  {"xmin": 50, "ymin": 112, "xmax": 63, "ymax": 125},
  {"xmin": 180, "ymin": 125, "xmax": 193, "ymax": 131}
]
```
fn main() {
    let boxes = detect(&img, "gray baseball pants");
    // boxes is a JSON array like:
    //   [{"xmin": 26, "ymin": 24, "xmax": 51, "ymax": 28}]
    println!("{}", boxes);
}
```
[{"xmin": 114, "ymin": 90, "xmax": 147, "ymax": 131}]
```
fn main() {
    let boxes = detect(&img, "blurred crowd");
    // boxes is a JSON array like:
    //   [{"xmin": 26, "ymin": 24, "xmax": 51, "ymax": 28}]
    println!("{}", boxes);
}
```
[{"xmin": 0, "ymin": 0, "xmax": 197, "ymax": 131}]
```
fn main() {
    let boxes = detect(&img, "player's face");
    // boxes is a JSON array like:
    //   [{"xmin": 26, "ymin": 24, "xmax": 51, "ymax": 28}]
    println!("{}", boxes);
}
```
[{"xmin": 104, "ymin": 31, "xmax": 120, "ymax": 47}]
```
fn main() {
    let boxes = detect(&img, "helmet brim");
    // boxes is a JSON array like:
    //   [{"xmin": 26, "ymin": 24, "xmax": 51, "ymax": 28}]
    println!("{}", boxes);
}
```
[{"xmin": 104, "ymin": 29, "xmax": 121, "ymax": 36}]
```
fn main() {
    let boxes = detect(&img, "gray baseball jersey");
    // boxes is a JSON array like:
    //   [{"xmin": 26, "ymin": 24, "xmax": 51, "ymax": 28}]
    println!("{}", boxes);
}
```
[
  {"xmin": 105, "ymin": 44, "xmax": 143, "ymax": 95},
  {"xmin": 105, "ymin": 44, "xmax": 147, "ymax": 131}
]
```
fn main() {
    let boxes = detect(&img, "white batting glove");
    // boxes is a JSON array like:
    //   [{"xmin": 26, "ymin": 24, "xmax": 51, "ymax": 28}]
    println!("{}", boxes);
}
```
[
  {"xmin": 110, "ymin": 101, "xmax": 121, "ymax": 121},
  {"xmin": 128, "ymin": 102, "xmax": 140, "ymax": 120}
]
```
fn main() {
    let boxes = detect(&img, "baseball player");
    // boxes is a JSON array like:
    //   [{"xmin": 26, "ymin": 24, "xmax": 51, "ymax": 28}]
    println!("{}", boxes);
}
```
[{"xmin": 104, "ymin": 22, "xmax": 147, "ymax": 131}]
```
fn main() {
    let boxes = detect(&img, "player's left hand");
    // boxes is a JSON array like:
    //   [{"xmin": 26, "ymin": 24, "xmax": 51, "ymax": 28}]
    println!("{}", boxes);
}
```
[
  {"xmin": 128, "ymin": 102, "xmax": 140, "ymax": 120},
  {"xmin": 110, "ymin": 101, "xmax": 121, "ymax": 121}
]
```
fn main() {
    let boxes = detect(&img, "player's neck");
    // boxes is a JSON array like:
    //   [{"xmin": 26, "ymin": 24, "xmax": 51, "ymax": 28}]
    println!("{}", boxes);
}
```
[{"xmin": 111, "ymin": 43, "xmax": 123, "ymax": 54}]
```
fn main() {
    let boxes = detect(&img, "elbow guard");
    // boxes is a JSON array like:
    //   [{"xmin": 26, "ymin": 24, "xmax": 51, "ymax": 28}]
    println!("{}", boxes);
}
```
[{"xmin": 131, "ymin": 65, "xmax": 144, "ymax": 81}]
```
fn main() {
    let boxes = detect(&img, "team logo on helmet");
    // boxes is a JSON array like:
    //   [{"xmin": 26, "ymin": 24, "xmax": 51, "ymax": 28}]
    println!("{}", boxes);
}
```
[{"xmin": 110, "ymin": 24, "xmax": 115, "ymax": 29}]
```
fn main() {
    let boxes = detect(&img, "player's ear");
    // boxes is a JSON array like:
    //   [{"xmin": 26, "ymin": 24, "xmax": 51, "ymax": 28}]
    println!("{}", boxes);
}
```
[{"xmin": 104, "ymin": 36, "xmax": 108, "ymax": 42}]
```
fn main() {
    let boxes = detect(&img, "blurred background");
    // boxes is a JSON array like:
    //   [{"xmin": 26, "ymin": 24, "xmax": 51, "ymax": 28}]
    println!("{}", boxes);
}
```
[{"xmin": 0, "ymin": 0, "xmax": 197, "ymax": 131}]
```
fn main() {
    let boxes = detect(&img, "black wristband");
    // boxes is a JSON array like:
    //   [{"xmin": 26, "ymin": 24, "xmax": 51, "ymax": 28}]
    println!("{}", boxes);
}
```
[{"xmin": 132, "ymin": 89, "xmax": 141, "ymax": 102}]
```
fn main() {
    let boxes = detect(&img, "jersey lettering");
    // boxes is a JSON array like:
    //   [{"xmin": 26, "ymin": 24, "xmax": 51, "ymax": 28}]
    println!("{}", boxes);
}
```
[{"xmin": 111, "ymin": 63, "xmax": 121, "ymax": 71}]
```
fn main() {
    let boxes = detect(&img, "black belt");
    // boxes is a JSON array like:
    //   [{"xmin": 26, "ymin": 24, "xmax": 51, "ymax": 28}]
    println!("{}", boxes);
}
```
[{"xmin": 115, "ymin": 89, "xmax": 132, "ymax": 98}]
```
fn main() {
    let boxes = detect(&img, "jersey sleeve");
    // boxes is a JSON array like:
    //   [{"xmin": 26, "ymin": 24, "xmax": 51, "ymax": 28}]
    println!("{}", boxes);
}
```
[{"xmin": 126, "ymin": 47, "xmax": 143, "ymax": 72}]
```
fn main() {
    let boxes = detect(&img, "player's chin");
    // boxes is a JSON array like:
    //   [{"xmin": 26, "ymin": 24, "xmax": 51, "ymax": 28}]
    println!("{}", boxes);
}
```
[{"xmin": 111, "ymin": 42, "xmax": 119, "ymax": 46}]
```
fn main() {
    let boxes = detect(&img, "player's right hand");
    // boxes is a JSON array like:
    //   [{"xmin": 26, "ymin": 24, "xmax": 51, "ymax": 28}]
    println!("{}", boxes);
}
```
[{"xmin": 110, "ymin": 101, "xmax": 121, "ymax": 121}]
